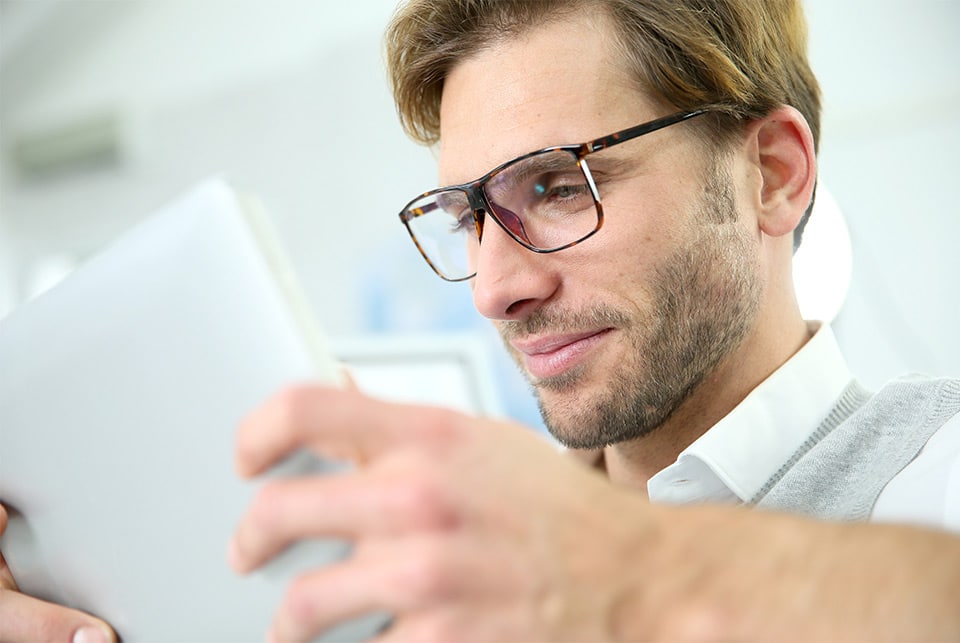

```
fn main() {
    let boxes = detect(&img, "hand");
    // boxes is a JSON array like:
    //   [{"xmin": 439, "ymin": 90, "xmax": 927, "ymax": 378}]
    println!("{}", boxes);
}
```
[
  {"xmin": 229, "ymin": 385, "xmax": 960, "ymax": 642},
  {"xmin": 229, "ymin": 385, "xmax": 648, "ymax": 641},
  {"xmin": 0, "ymin": 505, "xmax": 117, "ymax": 643}
]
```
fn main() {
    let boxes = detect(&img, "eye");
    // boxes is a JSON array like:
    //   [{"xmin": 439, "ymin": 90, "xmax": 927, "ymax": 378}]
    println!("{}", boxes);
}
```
[
  {"xmin": 554, "ymin": 184, "xmax": 582, "ymax": 199},
  {"xmin": 532, "ymin": 175, "xmax": 590, "ymax": 201},
  {"xmin": 435, "ymin": 192, "xmax": 476, "ymax": 236},
  {"xmin": 449, "ymin": 208, "xmax": 478, "ymax": 237}
]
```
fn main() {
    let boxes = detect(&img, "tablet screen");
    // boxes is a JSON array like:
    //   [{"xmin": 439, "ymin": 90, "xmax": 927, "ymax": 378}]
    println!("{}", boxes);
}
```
[{"xmin": 0, "ymin": 178, "xmax": 384, "ymax": 641}]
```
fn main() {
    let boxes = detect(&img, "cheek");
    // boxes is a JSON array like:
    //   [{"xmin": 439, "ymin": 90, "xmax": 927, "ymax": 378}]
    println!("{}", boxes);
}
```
[{"xmin": 592, "ymin": 195, "xmax": 685, "ymax": 278}]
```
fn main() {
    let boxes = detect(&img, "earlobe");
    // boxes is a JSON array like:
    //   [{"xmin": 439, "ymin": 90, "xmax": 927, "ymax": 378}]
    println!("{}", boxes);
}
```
[{"xmin": 752, "ymin": 106, "xmax": 817, "ymax": 239}]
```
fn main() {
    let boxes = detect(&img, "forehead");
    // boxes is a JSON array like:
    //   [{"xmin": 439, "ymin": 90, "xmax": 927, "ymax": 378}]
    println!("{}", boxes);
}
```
[{"xmin": 437, "ymin": 11, "xmax": 660, "ymax": 185}]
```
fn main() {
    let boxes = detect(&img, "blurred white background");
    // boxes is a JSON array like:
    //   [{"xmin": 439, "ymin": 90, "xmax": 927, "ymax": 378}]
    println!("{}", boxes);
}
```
[{"xmin": 1, "ymin": 0, "xmax": 958, "ymax": 424}]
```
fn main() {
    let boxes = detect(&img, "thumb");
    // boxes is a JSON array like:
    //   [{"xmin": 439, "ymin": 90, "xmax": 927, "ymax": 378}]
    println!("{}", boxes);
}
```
[
  {"xmin": 0, "ymin": 504, "xmax": 117, "ymax": 643},
  {"xmin": 0, "ymin": 592, "xmax": 117, "ymax": 643}
]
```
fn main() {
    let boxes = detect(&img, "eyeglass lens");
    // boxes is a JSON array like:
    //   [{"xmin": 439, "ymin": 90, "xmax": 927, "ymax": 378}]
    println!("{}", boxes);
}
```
[{"xmin": 403, "ymin": 149, "xmax": 598, "ymax": 280}]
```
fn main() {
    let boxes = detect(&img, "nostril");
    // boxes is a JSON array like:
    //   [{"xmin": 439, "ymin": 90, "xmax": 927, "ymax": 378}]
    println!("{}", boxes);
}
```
[{"xmin": 505, "ymin": 297, "xmax": 538, "ymax": 318}]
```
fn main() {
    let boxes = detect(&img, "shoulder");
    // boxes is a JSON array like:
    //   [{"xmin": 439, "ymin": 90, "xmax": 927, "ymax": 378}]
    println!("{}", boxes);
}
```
[
  {"xmin": 871, "ymin": 374, "xmax": 960, "ymax": 532},
  {"xmin": 865, "ymin": 374, "xmax": 960, "ymax": 423}
]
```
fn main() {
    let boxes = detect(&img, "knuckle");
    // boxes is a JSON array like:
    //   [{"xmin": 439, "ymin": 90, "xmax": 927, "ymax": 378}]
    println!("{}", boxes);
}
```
[{"xmin": 390, "ymin": 475, "xmax": 460, "ymax": 531}]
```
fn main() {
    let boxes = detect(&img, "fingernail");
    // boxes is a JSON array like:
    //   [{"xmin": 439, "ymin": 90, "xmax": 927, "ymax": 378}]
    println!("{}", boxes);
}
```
[{"xmin": 73, "ymin": 625, "xmax": 111, "ymax": 643}]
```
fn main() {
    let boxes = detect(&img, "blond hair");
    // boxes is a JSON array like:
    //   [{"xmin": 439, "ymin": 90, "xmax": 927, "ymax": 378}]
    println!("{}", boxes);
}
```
[{"xmin": 385, "ymin": 0, "xmax": 821, "ymax": 152}]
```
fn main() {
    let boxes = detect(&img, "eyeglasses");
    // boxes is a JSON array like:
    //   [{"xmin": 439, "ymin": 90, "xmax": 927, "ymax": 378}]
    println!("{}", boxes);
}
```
[{"xmin": 399, "ymin": 108, "xmax": 711, "ymax": 281}]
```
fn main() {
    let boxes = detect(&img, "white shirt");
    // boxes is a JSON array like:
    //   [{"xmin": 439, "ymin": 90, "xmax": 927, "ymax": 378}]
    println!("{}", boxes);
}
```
[{"xmin": 647, "ymin": 323, "xmax": 960, "ymax": 533}]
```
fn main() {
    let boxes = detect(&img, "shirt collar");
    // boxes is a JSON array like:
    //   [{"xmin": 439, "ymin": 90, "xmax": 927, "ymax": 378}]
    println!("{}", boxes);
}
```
[{"xmin": 647, "ymin": 322, "xmax": 852, "ymax": 505}]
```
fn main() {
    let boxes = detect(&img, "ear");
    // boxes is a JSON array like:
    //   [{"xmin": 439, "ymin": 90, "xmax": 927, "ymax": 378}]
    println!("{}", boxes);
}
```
[{"xmin": 748, "ymin": 105, "xmax": 817, "ymax": 239}]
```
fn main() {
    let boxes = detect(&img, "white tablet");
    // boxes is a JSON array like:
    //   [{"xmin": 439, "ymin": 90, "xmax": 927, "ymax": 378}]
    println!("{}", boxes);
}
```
[{"xmin": 0, "ymin": 178, "xmax": 385, "ymax": 641}]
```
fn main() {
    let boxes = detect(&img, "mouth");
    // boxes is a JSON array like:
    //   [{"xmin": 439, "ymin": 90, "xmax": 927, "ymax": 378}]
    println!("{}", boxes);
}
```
[{"xmin": 509, "ymin": 328, "xmax": 613, "ymax": 380}]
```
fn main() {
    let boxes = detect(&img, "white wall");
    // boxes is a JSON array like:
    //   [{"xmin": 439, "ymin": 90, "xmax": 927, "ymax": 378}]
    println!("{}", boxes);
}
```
[
  {"xmin": 0, "ymin": 0, "xmax": 443, "ymax": 333},
  {"xmin": 805, "ymin": 1, "xmax": 960, "ymax": 387},
  {"xmin": 0, "ymin": 0, "xmax": 957, "ymax": 403}
]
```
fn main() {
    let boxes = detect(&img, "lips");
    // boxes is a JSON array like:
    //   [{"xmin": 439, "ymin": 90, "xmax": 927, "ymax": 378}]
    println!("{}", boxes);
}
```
[{"xmin": 509, "ymin": 329, "xmax": 612, "ymax": 380}]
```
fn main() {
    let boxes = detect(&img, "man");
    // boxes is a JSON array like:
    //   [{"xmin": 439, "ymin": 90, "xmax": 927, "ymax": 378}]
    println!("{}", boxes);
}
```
[
  {"xmin": 230, "ymin": 0, "xmax": 960, "ymax": 638},
  {"xmin": 2, "ymin": 0, "xmax": 959, "ymax": 641}
]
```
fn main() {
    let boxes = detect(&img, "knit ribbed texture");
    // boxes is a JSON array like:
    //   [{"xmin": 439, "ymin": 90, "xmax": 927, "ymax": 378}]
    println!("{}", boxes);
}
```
[{"xmin": 753, "ymin": 376, "xmax": 960, "ymax": 521}]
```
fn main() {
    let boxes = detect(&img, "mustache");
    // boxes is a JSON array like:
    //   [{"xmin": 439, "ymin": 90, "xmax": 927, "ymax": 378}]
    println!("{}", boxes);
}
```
[{"xmin": 498, "ymin": 304, "xmax": 632, "ymax": 341}]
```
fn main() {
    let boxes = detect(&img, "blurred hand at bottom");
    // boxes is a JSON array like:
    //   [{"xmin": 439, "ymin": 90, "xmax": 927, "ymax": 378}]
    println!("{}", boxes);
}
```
[{"xmin": 229, "ymin": 386, "xmax": 960, "ymax": 642}]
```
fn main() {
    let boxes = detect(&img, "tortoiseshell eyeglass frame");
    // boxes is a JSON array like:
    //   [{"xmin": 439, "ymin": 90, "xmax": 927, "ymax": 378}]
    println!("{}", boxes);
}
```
[{"xmin": 399, "ymin": 107, "xmax": 712, "ymax": 282}]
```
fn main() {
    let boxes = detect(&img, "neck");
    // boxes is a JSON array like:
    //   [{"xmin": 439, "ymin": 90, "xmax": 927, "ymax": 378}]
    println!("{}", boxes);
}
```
[{"xmin": 603, "ymin": 308, "xmax": 812, "ymax": 493}]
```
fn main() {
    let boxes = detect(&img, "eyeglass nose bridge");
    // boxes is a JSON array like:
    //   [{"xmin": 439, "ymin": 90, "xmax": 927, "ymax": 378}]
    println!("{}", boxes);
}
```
[
  {"xmin": 465, "ymin": 182, "xmax": 535, "ymax": 248},
  {"xmin": 463, "ymin": 184, "xmax": 489, "ymax": 242}
]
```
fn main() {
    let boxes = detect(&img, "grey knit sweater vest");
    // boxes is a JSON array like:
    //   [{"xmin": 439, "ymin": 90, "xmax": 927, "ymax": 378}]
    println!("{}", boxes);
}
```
[{"xmin": 751, "ymin": 376, "xmax": 960, "ymax": 521}]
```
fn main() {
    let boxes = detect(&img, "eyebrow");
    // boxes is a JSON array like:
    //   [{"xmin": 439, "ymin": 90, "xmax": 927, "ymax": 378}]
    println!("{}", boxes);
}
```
[
  {"xmin": 435, "ymin": 190, "xmax": 469, "ymax": 212},
  {"xmin": 487, "ymin": 151, "xmax": 580, "ymax": 193}
]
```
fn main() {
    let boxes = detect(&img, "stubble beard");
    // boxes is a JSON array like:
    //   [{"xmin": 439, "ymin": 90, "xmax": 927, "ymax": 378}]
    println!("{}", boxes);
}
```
[{"xmin": 499, "ymin": 165, "xmax": 763, "ymax": 448}]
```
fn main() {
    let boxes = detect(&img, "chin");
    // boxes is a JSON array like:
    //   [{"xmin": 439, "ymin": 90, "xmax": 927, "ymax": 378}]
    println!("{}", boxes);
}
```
[
  {"xmin": 534, "ymin": 383, "xmax": 611, "ymax": 448},
  {"xmin": 535, "ymin": 368, "xmax": 683, "ymax": 449}
]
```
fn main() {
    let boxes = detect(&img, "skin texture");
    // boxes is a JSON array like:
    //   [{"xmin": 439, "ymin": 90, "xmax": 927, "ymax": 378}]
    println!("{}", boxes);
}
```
[
  {"xmin": 3, "ymin": 8, "xmax": 960, "ymax": 643},
  {"xmin": 494, "ymin": 155, "xmax": 766, "ymax": 450}
]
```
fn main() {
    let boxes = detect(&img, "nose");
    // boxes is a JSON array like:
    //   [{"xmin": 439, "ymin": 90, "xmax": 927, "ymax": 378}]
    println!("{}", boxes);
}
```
[{"xmin": 471, "ymin": 209, "xmax": 560, "ymax": 321}]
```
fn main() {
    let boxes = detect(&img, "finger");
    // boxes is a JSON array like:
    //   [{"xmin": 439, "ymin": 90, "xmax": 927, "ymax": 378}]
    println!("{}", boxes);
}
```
[
  {"xmin": 268, "ymin": 536, "xmax": 475, "ymax": 643},
  {"xmin": 368, "ymin": 611, "xmax": 464, "ymax": 643},
  {"xmin": 0, "ymin": 589, "xmax": 116, "ymax": 643},
  {"xmin": 229, "ymin": 468, "xmax": 459, "ymax": 574},
  {"xmin": 0, "ymin": 505, "xmax": 18, "ymax": 591},
  {"xmin": 235, "ymin": 385, "xmax": 464, "ymax": 478},
  {"xmin": 0, "ymin": 551, "xmax": 18, "ymax": 591}
]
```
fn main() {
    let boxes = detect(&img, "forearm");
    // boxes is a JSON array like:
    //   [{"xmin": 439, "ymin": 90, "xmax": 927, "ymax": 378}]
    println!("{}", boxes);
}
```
[
  {"xmin": 821, "ymin": 519, "xmax": 960, "ymax": 641},
  {"xmin": 609, "ymin": 503, "xmax": 960, "ymax": 641}
]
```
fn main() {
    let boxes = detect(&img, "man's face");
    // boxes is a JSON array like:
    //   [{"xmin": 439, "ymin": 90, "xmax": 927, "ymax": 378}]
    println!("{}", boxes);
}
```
[{"xmin": 437, "ymin": 15, "xmax": 763, "ymax": 448}]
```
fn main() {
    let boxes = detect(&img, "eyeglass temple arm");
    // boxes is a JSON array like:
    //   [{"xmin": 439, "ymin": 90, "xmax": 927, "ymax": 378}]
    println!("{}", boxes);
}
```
[
  {"xmin": 586, "ymin": 109, "xmax": 711, "ymax": 154},
  {"xmin": 399, "ymin": 200, "xmax": 440, "ymax": 222}
]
